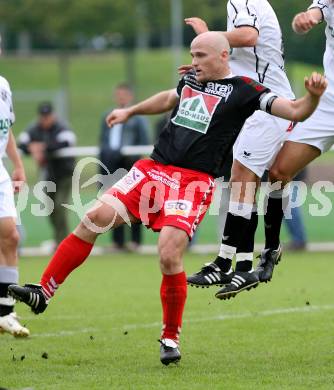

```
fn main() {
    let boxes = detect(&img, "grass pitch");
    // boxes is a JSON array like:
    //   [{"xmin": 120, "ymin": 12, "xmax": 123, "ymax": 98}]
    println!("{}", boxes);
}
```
[{"xmin": 1, "ymin": 252, "xmax": 334, "ymax": 390}]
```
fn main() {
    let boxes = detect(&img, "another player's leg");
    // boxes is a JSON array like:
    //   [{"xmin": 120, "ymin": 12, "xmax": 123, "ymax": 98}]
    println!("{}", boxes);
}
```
[
  {"xmin": 187, "ymin": 162, "xmax": 255, "ymax": 288},
  {"xmin": 9, "ymin": 195, "xmax": 138, "ymax": 314},
  {"xmin": 158, "ymin": 226, "xmax": 188, "ymax": 366},
  {"xmin": 255, "ymin": 141, "xmax": 320, "ymax": 282},
  {"xmin": 215, "ymin": 162, "xmax": 260, "ymax": 299},
  {"xmin": 0, "ymin": 217, "xmax": 29, "ymax": 337}
]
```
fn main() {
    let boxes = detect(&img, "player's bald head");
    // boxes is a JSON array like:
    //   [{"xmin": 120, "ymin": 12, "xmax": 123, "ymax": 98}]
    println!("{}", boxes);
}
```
[
  {"xmin": 191, "ymin": 31, "xmax": 230, "ymax": 54},
  {"xmin": 190, "ymin": 31, "xmax": 231, "ymax": 82}
]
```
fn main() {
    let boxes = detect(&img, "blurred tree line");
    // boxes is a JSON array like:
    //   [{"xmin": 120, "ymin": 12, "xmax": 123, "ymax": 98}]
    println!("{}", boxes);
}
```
[{"xmin": 0, "ymin": 0, "xmax": 326, "ymax": 65}]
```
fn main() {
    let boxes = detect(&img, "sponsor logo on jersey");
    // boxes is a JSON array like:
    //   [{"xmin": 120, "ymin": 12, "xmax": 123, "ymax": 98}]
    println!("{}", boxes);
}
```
[
  {"xmin": 172, "ymin": 86, "xmax": 221, "ymax": 133},
  {"xmin": 204, "ymin": 82, "xmax": 233, "ymax": 101},
  {"xmin": 176, "ymin": 218, "xmax": 191, "ymax": 228},
  {"xmin": 243, "ymin": 150, "xmax": 251, "ymax": 158},
  {"xmin": 147, "ymin": 169, "xmax": 180, "ymax": 190},
  {"xmin": 0, "ymin": 118, "xmax": 11, "ymax": 136},
  {"xmin": 164, "ymin": 200, "xmax": 193, "ymax": 217},
  {"xmin": 113, "ymin": 167, "xmax": 145, "ymax": 194}
]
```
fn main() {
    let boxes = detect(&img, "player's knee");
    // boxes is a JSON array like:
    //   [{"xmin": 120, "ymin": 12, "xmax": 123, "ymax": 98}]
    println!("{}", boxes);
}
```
[
  {"xmin": 230, "ymin": 169, "xmax": 244, "ymax": 184},
  {"xmin": 269, "ymin": 165, "xmax": 291, "ymax": 185},
  {"xmin": 159, "ymin": 242, "xmax": 182, "ymax": 272},
  {"xmin": 85, "ymin": 208, "xmax": 100, "ymax": 226},
  {"xmin": 76, "ymin": 209, "xmax": 103, "ymax": 236},
  {"xmin": 1, "ymin": 227, "xmax": 20, "ymax": 249}
]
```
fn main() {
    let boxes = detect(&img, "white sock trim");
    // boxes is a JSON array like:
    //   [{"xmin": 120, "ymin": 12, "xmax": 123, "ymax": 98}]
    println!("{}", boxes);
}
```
[
  {"xmin": 229, "ymin": 201, "xmax": 253, "ymax": 220},
  {"xmin": 219, "ymin": 244, "xmax": 236, "ymax": 259},
  {"xmin": 236, "ymin": 252, "xmax": 253, "ymax": 262},
  {"xmin": 0, "ymin": 266, "xmax": 18, "ymax": 284}
]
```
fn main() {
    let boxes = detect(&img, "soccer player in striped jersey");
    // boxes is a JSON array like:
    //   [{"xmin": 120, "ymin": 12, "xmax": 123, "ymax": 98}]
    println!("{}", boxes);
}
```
[
  {"xmin": 185, "ymin": 0, "xmax": 297, "ymax": 298},
  {"xmin": 266, "ymin": 0, "xmax": 334, "ymax": 264},
  {"xmin": 0, "ymin": 39, "xmax": 29, "ymax": 337}
]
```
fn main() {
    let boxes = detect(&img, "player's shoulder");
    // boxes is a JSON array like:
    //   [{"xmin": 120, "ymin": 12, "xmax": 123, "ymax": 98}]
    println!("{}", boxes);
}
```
[
  {"xmin": 0, "ymin": 75, "xmax": 12, "ymax": 93},
  {"xmin": 228, "ymin": 0, "xmax": 260, "ymax": 8},
  {"xmin": 235, "ymin": 75, "xmax": 267, "ymax": 92}
]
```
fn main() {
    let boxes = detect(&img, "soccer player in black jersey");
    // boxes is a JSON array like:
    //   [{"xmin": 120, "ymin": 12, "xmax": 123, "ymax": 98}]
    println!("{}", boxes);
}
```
[{"xmin": 9, "ymin": 31, "xmax": 327, "ymax": 365}]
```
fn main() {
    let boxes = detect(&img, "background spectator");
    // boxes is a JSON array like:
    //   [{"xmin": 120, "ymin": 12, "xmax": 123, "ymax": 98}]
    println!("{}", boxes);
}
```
[
  {"xmin": 99, "ymin": 83, "xmax": 150, "ymax": 251},
  {"xmin": 18, "ymin": 102, "xmax": 76, "ymax": 246}
]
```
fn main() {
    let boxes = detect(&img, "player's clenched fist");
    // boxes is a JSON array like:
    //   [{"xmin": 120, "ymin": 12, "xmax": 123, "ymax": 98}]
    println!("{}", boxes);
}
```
[
  {"xmin": 292, "ymin": 11, "xmax": 319, "ymax": 34},
  {"xmin": 304, "ymin": 72, "xmax": 328, "ymax": 97},
  {"xmin": 106, "ymin": 108, "xmax": 131, "ymax": 127}
]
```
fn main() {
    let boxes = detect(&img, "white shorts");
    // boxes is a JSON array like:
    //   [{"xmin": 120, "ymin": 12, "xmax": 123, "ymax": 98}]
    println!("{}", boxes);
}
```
[
  {"xmin": 0, "ymin": 179, "xmax": 17, "ymax": 219},
  {"xmin": 233, "ymin": 110, "xmax": 292, "ymax": 178},
  {"xmin": 287, "ymin": 92, "xmax": 334, "ymax": 153}
]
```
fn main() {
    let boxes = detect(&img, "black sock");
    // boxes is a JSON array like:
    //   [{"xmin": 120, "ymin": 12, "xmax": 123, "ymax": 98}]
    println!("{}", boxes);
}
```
[
  {"xmin": 215, "ymin": 212, "xmax": 252, "ymax": 272},
  {"xmin": 222, "ymin": 212, "xmax": 251, "ymax": 248},
  {"xmin": 237, "ymin": 211, "xmax": 258, "ymax": 254},
  {"xmin": 264, "ymin": 196, "xmax": 284, "ymax": 249},
  {"xmin": 235, "ymin": 261, "xmax": 253, "ymax": 272},
  {"xmin": 235, "ymin": 211, "xmax": 258, "ymax": 272},
  {"xmin": 0, "ymin": 282, "xmax": 14, "ymax": 317},
  {"xmin": 214, "ymin": 256, "xmax": 232, "ymax": 273}
]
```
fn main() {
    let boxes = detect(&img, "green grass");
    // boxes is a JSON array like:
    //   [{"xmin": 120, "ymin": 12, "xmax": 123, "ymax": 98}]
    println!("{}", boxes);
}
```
[{"xmin": 1, "ymin": 252, "xmax": 334, "ymax": 389}]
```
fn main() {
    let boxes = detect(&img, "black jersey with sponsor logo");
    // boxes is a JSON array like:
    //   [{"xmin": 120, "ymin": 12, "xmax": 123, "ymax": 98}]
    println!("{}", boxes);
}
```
[{"xmin": 151, "ymin": 72, "xmax": 271, "ymax": 178}]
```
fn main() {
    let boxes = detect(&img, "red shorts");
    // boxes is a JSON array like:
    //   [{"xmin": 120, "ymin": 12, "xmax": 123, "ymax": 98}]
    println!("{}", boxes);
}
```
[{"xmin": 106, "ymin": 159, "xmax": 215, "ymax": 239}]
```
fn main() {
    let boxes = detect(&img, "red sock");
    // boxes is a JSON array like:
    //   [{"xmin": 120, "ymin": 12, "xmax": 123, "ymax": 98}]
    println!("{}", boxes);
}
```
[
  {"xmin": 160, "ymin": 271, "xmax": 187, "ymax": 343},
  {"xmin": 40, "ymin": 233, "xmax": 93, "ymax": 299}
]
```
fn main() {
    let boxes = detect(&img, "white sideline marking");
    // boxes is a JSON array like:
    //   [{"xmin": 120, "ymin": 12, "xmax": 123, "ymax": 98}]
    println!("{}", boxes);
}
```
[
  {"xmin": 28, "ymin": 304, "xmax": 334, "ymax": 338},
  {"xmin": 123, "ymin": 304, "xmax": 334, "ymax": 330},
  {"xmin": 20, "ymin": 242, "xmax": 334, "ymax": 257},
  {"xmin": 32, "ymin": 327, "xmax": 97, "ymax": 338}
]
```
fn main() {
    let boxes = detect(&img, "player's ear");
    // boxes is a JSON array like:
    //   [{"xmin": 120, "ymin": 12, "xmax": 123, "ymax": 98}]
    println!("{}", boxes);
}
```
[{"xmin": 221, "ymin": 49, "xmax": 229, "ymax": 61}]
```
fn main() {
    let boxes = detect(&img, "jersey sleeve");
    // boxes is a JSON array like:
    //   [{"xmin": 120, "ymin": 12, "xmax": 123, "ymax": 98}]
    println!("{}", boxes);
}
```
[
  {"xmin": 308, "ymin": 0, "xmax": 331, "ymax": 23},
  {"xmin": 228, "ymin": 0, "xmax": 260, "ymax": 31},
  {"xmin": 238, "ymin": 76, "xmax": 276, "ymax": 115}
]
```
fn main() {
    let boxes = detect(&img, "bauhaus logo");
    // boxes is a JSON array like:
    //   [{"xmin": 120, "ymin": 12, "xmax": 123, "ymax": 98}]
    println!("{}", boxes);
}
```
[{"xmin": 172, "ymin": 86, "xmax": 221, "ymax": 133}]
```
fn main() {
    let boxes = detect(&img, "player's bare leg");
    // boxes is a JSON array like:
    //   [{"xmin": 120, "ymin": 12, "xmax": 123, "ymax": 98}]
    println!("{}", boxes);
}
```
[
  {"xmin": 8, "ymin": 195, "xmax": 139, "ymax": 314},
  {"xmin": 0, "ymin": 217, "xmax": 29, "ymax": 337},
  {"xmin": 188, "ymin": 160, "xmax": 260, "ymax": 291},
  {"xmin": 269, "ymin": 141, "xmax": 320, "ymax": 185},
  {"xmin": 158, "ymin": 226, "xmax": 188, "ymax": 365}
]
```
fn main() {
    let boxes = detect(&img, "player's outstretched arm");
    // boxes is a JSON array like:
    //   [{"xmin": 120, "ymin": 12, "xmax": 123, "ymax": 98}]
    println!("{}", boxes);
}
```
[
  {"xmin": 6, "ymin": 130, "xmax": 26, "ymax": 193},
  {"xmin": 106, "ymin": 89, "xmax": 178, "ymax": 127},
  {"xmin": 292, "ymin": 8, "xmax": 322, "ymax": 34},
  {"xmin": 270, "ymin": 72, "xmax": 327, "ymax": 122},
  {"xmin": 185, "ymin": 17, "xmax": 258, "ymax": 47}
]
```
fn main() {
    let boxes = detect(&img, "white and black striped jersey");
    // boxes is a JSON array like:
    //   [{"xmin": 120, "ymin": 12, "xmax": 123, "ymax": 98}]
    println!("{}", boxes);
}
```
[
  {"xmin": 151, "ymin": 72, "xmax": 276, "ymax": 178},
  {"xmin": 0, "ymin": 76, "xmax": 15, "ymax": 182},
  {"xmin": 227, "ymin": 0, "xmax": 295, "ymax": 99},
  {"xmin": 309, "ymin": 0, "xmax": 334, "ymax": 91}
]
